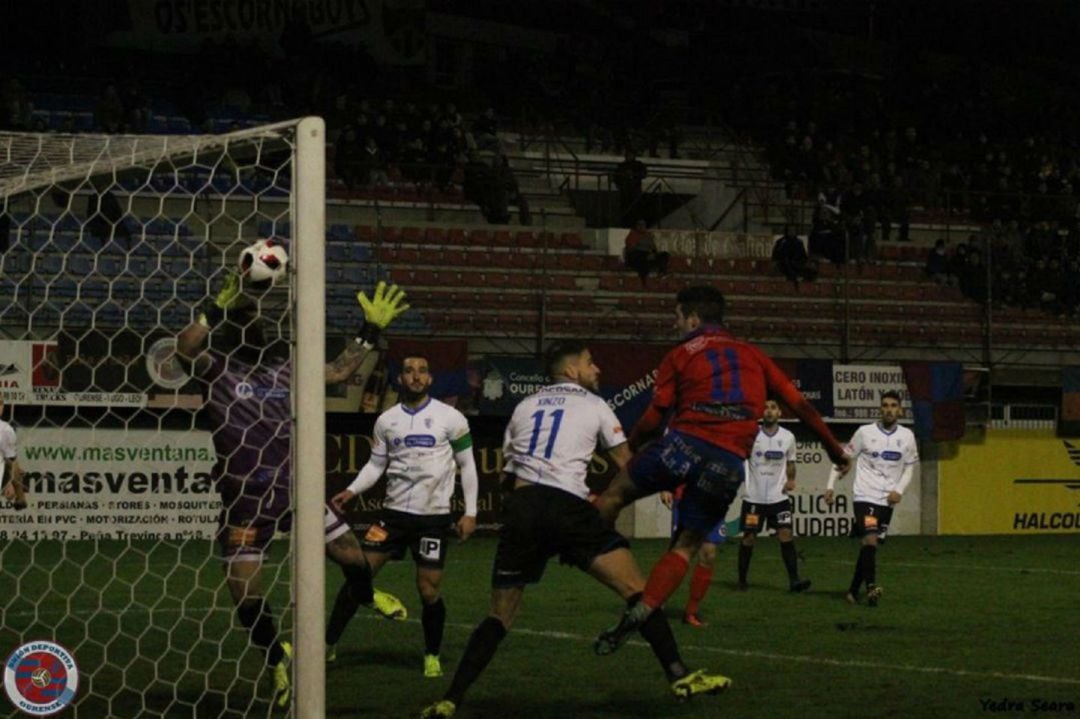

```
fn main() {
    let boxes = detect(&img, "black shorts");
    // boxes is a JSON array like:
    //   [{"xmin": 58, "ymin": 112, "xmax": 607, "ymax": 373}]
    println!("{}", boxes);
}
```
[
  {"xmin": 851, "ymin": 501, "xmax": 893, "ymax": 538},
  {"xmin": 491, "ymin": 484, "xmax": 630, "ymax": 588},
  {"xmin": 361, "ymin": 509, "xmax": 455, "ymax": 569},
  {"xmin": 739, "ymin": 498, "xmax": 794, "ymax": 534}
]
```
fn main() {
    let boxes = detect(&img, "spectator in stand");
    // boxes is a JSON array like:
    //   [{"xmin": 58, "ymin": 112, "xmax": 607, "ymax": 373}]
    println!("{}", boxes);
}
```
[
  {"xmin": 496, "ymin": 155, "xmax": 531, "ymax": 226},
  {"xmin": 884, "ymin": 174, "xmax": 910, "ymax": 242},
  {"xmin": 809, "ymin": 198, "xmax": 844, "ymax": 264},
  {"xmin": 612, "ymin": 150, "xmax": 648, "ymax": 226},
  {"xmin": 360, "ymin": 136, "xmax": 390, "ymax": 187},
  {"xmin": 959, "ymin": 248, "xmax": 988, "ymax": 304},
  {"xmin": 472, "ymin": 107, "xmax": 500, "ymax": 152},
  {"xmin": 773, "ymin": 226, "xmax": 816, "ymax": 286},
  {"xmin": 95, "ymin": 84, "xmax": 126, "ymax": 133},
  {"xmin": 1, "ymin": 79, "xmax": 34, "ymax": 130},
  {"xmin": 1062, "ymin": 259, "xmax": 1080, "ymax": 317},
  {"xmin": 623, "ymin": 220, "xmax": 669, "ymax": 285},
  {"xmin": 947, "ymin": 242, "xmax": 969, "ymax": 283},
  {"xmin": 925, "ymin": 239, "xmax": 953, "ymax": 285},
  {"xmin": 334, "ymin": 126, "xmax": 366, "ymax": 191},
  {"xmin": 463, "ymin": 151, "xmax": 496, "ymax": 221}
]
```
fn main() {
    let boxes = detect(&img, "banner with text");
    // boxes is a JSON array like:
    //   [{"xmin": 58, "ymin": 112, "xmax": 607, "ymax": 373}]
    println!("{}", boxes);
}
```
[
  {"xmin": 111, "ymin": 0, "xmax": 425, "ymax": 64},
  {"xmin": 1, "ymin": 428, "xmax": 219, "ymax": 540},
  {"xmin": 938, "ymin": 429, "xmax": 1080, "ymax": 534},
  {"xmin": 830, "ymin": 364, "xmax": 911, "ymax": 422},
  {"xmin": 0, "ymin": 340, "xmax": 146, "ymax": 408}
]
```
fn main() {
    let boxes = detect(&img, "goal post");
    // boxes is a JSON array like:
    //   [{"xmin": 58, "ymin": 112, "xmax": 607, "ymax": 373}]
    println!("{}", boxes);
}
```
[
  {"xmin": 0, "ymin": 117, "xmax": 326, "ymax": 718},
  {"xmin": 293, "ymin": 116, "xmax": 327, "ymax": 719}
]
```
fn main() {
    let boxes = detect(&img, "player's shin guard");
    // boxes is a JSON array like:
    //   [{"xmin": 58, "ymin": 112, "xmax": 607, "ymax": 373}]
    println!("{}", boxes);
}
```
[
  {"xmin": 780, "ymin": 540, "xmax": 799, "ymax": 582},
  {"xmin": 237, "ymin": 598, "xmax": 284, "ymax": 666},
  {"xmin": 859, "ymin": 545, "xmax": 877, "ymax": 589},
  {"xmin": 325, "ymin": 564, "xmax": 373, "ymax": 646},
  {"xmin": 737, "ymin": 543, "xmax": 753, "ymax": 585},
  {"xmin": 686, "ymin": 565, "xmax": 712, "ymax": 616},
  {"xmin": 642, "ymin": 552, "xmax": 690, "ymax": 609},
  {"xmin": 444, "ymin": 616, "xmax": 507, "ymax": 706},
  {"xmin": 639, "ymin": 609, "xmax": 688, "ymax": 682},
  {"xmin": 422, "ymin": 598, "xmax": 446, "ymax": 656}
]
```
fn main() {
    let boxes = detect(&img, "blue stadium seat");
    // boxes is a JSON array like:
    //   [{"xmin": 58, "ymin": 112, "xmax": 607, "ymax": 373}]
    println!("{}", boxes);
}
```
[
  {"xmin": 36, "ymin": 254, "xmax": 64, "ymax": 275},
  {"xmin": 328, "ymin": 224, "xmax": 352, "ymax": 241},
  {"xmin": 66, "ymin": 255, "xmax": 93, "ymax": 275},
  {"xmin": 97, "ymin": 256, "xmax": 124, "ymax": 275},
  {"xmin": 327, "ymin": 244, "xmax": 351, "ymax": 262}
]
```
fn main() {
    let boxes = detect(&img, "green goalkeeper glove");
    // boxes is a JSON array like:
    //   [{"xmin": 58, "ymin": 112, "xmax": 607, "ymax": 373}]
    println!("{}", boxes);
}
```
[
  {"xmin": 199, "ymin": 271, "xmax": 244, "ymax": 327},
  {"xmin": 355, "ymin": 281, "xmax": 409, "ymax": 346}
]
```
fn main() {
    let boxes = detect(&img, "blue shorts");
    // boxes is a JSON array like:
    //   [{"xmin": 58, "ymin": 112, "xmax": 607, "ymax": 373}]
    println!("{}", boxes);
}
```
[
  {"xmin": 671, "ymin": 497, "xmax": 727, "ymax": 544},
  {"xmin": 629, "ymin": 431, "xmax": 745, "ymax": 534}
]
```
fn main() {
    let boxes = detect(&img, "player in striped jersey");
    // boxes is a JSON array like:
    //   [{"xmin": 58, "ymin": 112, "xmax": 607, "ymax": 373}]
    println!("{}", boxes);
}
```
[
  {"xmin": 826, "ymin": 390, "xmax": 919, "ymax": 606},
  {"xmin": 737, "ymin": 399, "xmax": 810, "ymax": 593},
  {"xmin": 331, "ymin": 354, "xmax": 479, "ymax": 678},
  {"xmin": 177, "ymin": 277, "xmax": 410, "ymax": 706},
  {"xmin": 420, "ymin": 341, "xmax": 730, "ymax": 719}
]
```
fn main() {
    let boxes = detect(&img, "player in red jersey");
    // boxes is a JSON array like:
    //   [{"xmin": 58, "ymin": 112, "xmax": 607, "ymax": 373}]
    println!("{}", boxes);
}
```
[{"xmin": 592, "ymin": 285, "xmax": 849, "ymax": 655}]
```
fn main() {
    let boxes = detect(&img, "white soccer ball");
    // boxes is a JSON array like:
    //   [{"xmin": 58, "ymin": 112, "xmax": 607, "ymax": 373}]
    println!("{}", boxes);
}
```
[{"xmin": 239, "ymin": 239, "xmax": 289, "ymax": 287}]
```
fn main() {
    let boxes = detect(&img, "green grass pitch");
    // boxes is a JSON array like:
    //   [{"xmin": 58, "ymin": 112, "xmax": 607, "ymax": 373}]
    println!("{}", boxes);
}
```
[{"xmin": 2, "ymin": 534, "xmax": 1078, "ymax": 718}]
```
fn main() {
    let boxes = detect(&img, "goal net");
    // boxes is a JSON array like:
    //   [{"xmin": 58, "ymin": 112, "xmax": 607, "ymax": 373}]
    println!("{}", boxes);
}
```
[{"xmin": 0, "ymin": 118, "xmax": 326, "ymax": 718}]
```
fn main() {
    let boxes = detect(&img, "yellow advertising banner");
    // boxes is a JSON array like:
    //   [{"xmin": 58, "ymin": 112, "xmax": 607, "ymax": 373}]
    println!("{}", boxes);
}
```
[{"xmin": 939, "ymin": 429, "xmax": 1080, "ymax": 534}]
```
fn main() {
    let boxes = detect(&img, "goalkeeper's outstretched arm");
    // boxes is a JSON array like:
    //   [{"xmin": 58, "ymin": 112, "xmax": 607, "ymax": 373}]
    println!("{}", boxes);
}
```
[
  {"xmin": 325, "ymin": 282, "xmax": 409, "ymax": 384},
  {"xmin": 177, "ymin": 271, "xmax": 246, "ymax": 376}
]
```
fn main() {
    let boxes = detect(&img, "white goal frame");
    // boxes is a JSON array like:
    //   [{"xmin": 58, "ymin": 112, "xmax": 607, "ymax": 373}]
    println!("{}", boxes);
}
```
[{"xmin": 1, "ymin": 116, "xmax": 327, "ymax": 717}]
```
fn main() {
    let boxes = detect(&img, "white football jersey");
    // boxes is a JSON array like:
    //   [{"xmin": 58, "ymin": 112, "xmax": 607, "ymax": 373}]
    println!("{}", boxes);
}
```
[
  {"xmin": 744, "ymin": 425, "xmax": 796, "ymax": 504},
  {"xmin": 0, "ymin": 420, "xmax": 16, "ymax": 460},
  {"xmin": 503, "ymin": 382, "xmax": 625, "ymax": 499},
  {"xmin": 371, "ymin": 398, "xmax": 471, "ymax": 515},
  {"xmin": 0, "ymin": 419, "xmax": 16, "ymax": 487},
  {"xmin": 846, "ymin": 422, "xmax": 919, "ymax": 504}
]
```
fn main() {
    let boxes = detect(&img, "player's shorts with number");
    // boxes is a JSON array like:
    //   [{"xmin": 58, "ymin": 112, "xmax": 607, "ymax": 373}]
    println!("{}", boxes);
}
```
[
  {"xmin": 740, "ymin": 498, "xmax": 794, "ymax": 534},
  {"xmin": 851, "ymin": 501, "xmax": 892, "ymax": 537},
  {"xmin": 362, "ymin": 509, "xmax": 455, "ymax": 568}
]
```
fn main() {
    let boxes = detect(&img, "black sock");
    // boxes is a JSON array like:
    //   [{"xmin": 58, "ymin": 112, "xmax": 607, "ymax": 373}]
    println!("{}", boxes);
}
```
[
  {"xmin": 638, "ymin": 608, "xmax": 688, "ymax": 682},
  {"xmin": 325, "ymin": 564, "xmax": 374, "ymax": 646},
  {"xmin": 780, "ymin": 541, "xmax": 799, "ymax": 582},
  {"xmin": 738, "ymin": 543, "xmax": 753, "ymax": 583},
  {"xmin": 237, "ymin": 598, "xmax": 284, "ymax": 666},
  {"xmin": 849, "ymin": 553, "xmax": 864, "ymax": 596},
  {"xmin": 860, "ymin": 545, "xmax": 877, "ymax": 589},
  {"xmin": 422, "ymin": 598, "xmax": 446, "ymax": 656},
  {"xmin": 445, "ymin": 616, "xmax": 507, "ymax": 706}
]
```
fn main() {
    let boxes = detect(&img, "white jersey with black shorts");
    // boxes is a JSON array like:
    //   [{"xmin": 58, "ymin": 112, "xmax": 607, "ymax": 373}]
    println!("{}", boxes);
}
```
[
  {"xmin": 358, "ymin": 398, "xmax": 474, "ymax": 568},
  {"xmin": 493, "ymin": 383, "xmax": 629, "ymax": 588},
  {"xmin": 844, "ymin": 422, "xmax": 919, "ymax": 538},
  {"xmin": 740, "ymin": 425, "xmax": 796, "ymax": 534}
]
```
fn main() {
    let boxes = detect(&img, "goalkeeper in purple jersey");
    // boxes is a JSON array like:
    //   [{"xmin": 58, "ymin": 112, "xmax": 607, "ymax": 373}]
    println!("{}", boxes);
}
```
[{"xmin": 176, "ymin": 274, "xmax": 410, "ymax": 707}]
